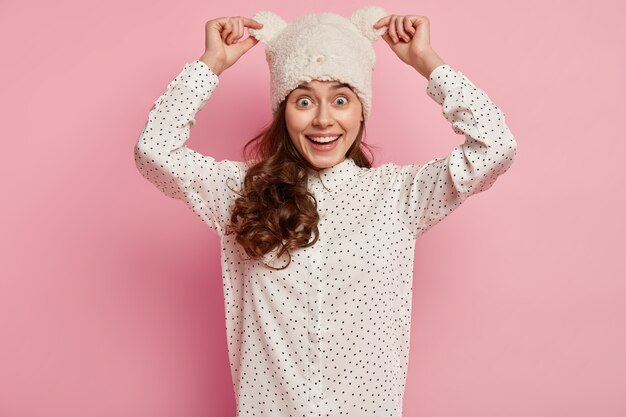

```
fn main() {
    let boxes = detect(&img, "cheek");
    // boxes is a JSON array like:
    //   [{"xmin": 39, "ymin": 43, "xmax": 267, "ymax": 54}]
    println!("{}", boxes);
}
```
[
  {"xmin": 285, "ymin": 109, "xmax": 309, "ymax": 132},
  {"xmin": 337, "ymin": 110, "xmax": 362, "ymax": 130},
  {"xmin": 339, "ymin": 101, "xmax": 362, "ymax": 125},
  {"xmin": 284, "ymin": 111, "xmax": 303, "ymax": 147}
]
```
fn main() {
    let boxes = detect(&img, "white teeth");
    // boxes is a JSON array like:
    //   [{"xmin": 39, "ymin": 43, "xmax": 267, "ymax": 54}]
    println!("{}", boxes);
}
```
[{"xmin": 306, "ymin": 135, "xmax": 340, "ymax": 143}]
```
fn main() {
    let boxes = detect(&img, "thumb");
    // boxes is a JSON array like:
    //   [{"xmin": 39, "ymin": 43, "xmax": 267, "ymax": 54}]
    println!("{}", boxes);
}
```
[
  {"xmin": 381, "ymin": 32, "xmax": 393, "ymax": 46},
  {"xmin": 239, "ymin": 35, "xmax": 260, "ymax": 54}
]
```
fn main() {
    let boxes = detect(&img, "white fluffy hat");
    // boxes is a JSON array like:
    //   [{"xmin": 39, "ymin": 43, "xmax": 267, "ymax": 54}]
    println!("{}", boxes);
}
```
[{"xmin": 248, "ymin": 6, "xmax": 388, "ymax": 121}]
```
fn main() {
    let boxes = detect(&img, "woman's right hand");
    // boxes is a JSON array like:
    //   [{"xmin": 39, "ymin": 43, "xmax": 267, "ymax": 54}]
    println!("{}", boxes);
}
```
[{"xmin": 199, "ymin": 16, "xmax": 264, "ymax": 76}]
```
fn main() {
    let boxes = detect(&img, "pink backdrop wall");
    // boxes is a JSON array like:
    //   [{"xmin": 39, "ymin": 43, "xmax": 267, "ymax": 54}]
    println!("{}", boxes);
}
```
[{"xmin": 2, "ymin": 0, "xmax": 625, "ymax": 416}]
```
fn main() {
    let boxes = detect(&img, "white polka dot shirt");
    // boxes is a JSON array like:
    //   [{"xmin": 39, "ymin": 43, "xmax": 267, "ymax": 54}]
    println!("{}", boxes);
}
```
[{"xmin": 134, "ymin": 60, "xmax": 517, "ymax": 416}]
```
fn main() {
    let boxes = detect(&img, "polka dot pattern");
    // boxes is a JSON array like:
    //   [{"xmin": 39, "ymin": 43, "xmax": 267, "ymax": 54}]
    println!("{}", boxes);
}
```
[{"xmin": 134, "ymin": 60, "xmax": 517, "ymax": 416}]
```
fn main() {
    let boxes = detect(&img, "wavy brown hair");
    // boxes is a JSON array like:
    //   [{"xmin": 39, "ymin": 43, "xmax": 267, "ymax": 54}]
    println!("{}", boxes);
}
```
[{"xmin": 223, "ymin": 93, "xmax": 377, "ymax": 270}]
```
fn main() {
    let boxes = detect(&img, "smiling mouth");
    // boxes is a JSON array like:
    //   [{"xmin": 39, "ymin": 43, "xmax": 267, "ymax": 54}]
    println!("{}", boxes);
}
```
[{"xmin": 305, "ymin": 135, "xmax": 342, "ymax": 144}]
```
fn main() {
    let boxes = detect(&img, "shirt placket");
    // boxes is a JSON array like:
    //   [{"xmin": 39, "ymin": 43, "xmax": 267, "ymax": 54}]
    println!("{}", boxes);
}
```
[{"xmin": 307, "ymin": 175, "xmax": 325, "ymax": 416}]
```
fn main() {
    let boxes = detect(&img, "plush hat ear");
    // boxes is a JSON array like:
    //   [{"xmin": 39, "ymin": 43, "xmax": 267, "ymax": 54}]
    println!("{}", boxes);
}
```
[
  {"xmin": 349, "ymin": 5, "xmax": 388, "ymax": 41},
  {"xmin": 248, "ymin": 11, "xmax": 287, "ymax": 44}
]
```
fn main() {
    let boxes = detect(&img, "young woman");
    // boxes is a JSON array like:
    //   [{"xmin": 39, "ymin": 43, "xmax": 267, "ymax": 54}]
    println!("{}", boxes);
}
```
[{"xmin": 134, "ymin": 7, "xmax": 517, "ymax": 416}]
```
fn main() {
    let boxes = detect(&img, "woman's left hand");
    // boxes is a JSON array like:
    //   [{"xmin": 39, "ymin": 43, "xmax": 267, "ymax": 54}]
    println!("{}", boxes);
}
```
[{"xmin": 373, "ymin": 14, "xmax": 445, "ymax": 77}]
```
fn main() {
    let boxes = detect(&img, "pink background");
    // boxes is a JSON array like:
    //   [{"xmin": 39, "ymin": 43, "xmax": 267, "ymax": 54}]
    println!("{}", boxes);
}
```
[{"xmin": 2, "ymin": 0, "xmax": 625, "ymax": 416}]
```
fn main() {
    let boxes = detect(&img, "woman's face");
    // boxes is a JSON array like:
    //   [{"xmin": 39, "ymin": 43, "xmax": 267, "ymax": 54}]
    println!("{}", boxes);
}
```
[{"xmin": 284, "ymin": 80, "xmax": 363, "ymax": 171}]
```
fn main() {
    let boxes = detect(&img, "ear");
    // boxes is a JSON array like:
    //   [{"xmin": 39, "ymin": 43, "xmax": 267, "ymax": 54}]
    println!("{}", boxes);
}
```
[
  {"xmin": 349, "ymin": 5, "xmax": 388, "ymax": 41},
  {"xmin": 248, "ymin": 11, "xmax": 288, "ymax": 44}
]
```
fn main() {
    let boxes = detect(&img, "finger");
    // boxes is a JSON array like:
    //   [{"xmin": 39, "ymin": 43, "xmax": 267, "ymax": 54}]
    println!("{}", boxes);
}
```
[
  {"xmin": 388, "ymin": 15, "xmax": 399, "ymax": 43},
  {"xmin": 396, "ymin": 16, "xmax": 409, "ymax": 42},
  {"xmin": 234, "ymin": 17, "xmax": 243, "ymax": 43},
  {"xmin": 227, "ymin": 18, "xmax": 239, "ymax": 44},
  {"xmin": 230, "ymin": 17, "xmax": 241, "ymax": 44},
  {"xmin": 243, "ymin": 17, "xmax": 264, "ymax": 29},
  {"xmin": 223, "ymin": 18, "xmax": 234, "ymax": 43},
  {"xmin": 404, "ymin": 16, "xmax": 416, "ymax": 36},
  {"xmin": 372, "ymin": 15, "xmax": 391, "ymax": 29}
]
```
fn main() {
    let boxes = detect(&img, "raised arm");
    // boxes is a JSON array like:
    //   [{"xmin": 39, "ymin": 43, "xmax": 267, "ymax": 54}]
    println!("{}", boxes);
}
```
[
  {"xmin": 134, "ymin": 17, "xmax": 264, "ymax": 235},
  {"xmin": 396, "ymin": 63, "xmax": 517, "ymax": 237},
  {"xmin": 133, "ymin": 60, "xmax": 246, "ymax": 235}
]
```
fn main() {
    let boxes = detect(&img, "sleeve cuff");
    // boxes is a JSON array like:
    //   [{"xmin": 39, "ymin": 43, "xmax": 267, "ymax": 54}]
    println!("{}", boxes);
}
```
[
  {"xmin": 426, "ymin": 64, "xmax": 464, "ymax": 106},
  {"xmin": 152, "ymin": 60, "xmax": 220, "ymax": 110},
  {"xmin": 177, "ymin": 60, "xmax": 220, "ymax": 97},
  {"xmin": 193, "ymin": 59, "xmax": 220, "ymax": 80}
]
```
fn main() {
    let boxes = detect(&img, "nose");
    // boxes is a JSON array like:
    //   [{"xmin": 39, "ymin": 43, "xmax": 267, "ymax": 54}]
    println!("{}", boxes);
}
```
[{"xmin": 312, "ymin": 103, "xmax": 335, "ymax": 128}]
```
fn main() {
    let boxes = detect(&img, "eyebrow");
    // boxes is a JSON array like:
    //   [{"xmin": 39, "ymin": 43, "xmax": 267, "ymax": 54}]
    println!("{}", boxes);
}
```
[{"xmin": 294, "ymin": 83, "xmax": 352, "ymax": 91}]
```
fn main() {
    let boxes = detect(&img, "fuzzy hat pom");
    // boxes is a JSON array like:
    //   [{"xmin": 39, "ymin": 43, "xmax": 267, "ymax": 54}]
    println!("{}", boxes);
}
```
[
  {"xmin": 248, "ymin": 11, "xmax": 287, "ymax": 44},
  {"xmin": 350, "ymin": 5, "xmax": 388, "ymax": 41}
]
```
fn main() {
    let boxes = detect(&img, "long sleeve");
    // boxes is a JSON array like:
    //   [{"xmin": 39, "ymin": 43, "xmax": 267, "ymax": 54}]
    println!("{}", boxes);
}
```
[
  {"xmin": 397, "ymin": 64, "xmax": 518, "ymax": 238},
  {"xmin": 134, "ymin": 60, "xmax": 246, "ymax": 235}
]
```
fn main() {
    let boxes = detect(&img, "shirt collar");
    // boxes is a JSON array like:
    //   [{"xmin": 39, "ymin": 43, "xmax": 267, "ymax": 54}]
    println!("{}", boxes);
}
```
[{"xmin": 307, "ymin": 157, "xmax": 361, "ymax": 191}]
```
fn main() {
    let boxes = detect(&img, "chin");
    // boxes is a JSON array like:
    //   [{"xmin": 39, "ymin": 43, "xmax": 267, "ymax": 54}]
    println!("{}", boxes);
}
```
[{"xmin": 307, "ymin": 154, "xmax": 345, "ymax": 170}]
